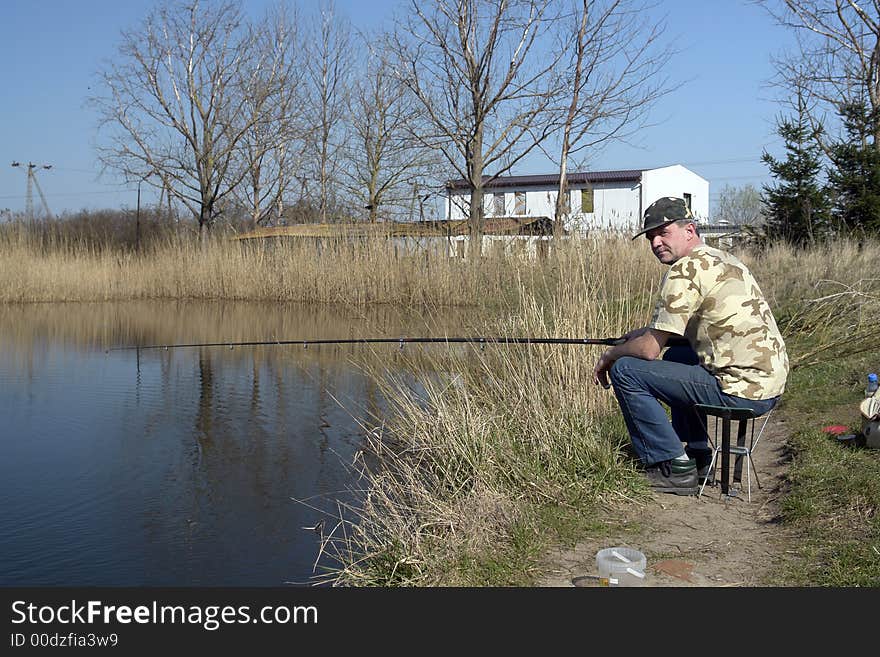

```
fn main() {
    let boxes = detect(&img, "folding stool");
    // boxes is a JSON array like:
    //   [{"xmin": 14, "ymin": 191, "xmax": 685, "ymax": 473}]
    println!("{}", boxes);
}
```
[{"xmin": 694, "ymin": 404, "xmax": 774, "ymax": 502}]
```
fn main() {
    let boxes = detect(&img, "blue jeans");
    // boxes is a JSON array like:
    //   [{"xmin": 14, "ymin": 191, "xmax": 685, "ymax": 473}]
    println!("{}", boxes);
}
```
[{"xmin": 608, "ymin": 345, "xmax": 778, "ymax": 466}]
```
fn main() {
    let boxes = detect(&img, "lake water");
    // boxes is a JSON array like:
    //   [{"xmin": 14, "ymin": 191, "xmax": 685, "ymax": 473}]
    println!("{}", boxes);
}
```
[{"xmin": 0, "ymin": 300, "xmax": 479, "ymax": 586}]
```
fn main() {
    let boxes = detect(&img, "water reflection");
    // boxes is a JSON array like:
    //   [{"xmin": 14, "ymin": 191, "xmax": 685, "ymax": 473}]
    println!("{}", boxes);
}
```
[{"xmin": 0, "ymin": 300, "xmax": 481, "ymax": 585}]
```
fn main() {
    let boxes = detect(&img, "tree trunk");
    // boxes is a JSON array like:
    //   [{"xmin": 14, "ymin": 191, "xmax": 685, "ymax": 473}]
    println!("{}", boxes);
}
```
[
  {"xmin": 467, "ymin": 128, "xmax": 484, "ymax": 262},
  {"xmin": 554, "ymin": 157, "xmax": 569, "ymax": 239},
  {"xmin": 555, "ymin": 0, "xmax": 586, "ymax": 241},
  {"xmin": 199, "ymin": 218, "xmax": 209, "ymax": 245},
  {"xmin": 198, "ymin": 201, "xmax": 211, "ymax": 246},
  {"xmin": 469, "ymin": 186, "xmax": 484, "ymax": 261}
]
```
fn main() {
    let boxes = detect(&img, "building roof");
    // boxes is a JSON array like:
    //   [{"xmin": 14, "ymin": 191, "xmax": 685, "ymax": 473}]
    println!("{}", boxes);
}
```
[{"xmin": 445, "ymin": 169, "xmax": 643, "ymax": 191}]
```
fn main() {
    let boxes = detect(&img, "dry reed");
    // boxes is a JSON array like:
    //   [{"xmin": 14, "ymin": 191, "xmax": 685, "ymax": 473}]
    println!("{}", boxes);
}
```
[
  {"xmin": 315, "ymin": 236, "xmax": 664, "ymax": 585},
  {"xmin": 1, "ymin": 224, "xmax": 585, "ymax": 308},
  {"xmin": 741, "ymin": 238, "xmax": 880, "ymax": 367}
]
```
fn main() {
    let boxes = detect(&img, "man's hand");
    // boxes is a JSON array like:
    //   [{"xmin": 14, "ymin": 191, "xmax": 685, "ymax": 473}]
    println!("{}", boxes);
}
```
[
  {"xmin": 593, "ymin": 349, "xmax": 615, "ymax": 389},
  {"xmin": 592, "ymin": 328, "xmax": 673, "ymax": 390}
]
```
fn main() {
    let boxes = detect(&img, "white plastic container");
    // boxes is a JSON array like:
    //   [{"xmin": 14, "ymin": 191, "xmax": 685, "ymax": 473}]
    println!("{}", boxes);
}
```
[{"xmin": 595, "ymin": 547, "xmax": 647, "ymax": 587}]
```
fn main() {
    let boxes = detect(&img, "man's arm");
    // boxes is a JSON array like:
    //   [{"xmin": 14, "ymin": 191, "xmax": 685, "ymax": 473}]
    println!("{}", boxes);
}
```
[{"xmin": 592, "ymin": 328, "xmax": 674, "ymax": 388}]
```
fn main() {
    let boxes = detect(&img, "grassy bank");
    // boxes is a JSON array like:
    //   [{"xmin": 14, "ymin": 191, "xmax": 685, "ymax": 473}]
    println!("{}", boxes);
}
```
[
  {"xmin": 318, "ymin": 237, "xmax": 880, "ymax": 586},
  {"xmin": 773, "ymin": 352, "xmax": 880, "ymax": 586},
  {"xmin": 749, "ymin": 240, "xmax": 880, "ymax": 586},
  {"xmin": 320, "ymin": 290, "xmax": 652, "ymax": 586}
]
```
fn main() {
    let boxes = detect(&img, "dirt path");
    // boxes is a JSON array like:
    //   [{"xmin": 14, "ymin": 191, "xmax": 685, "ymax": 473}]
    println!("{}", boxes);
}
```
[{"xmin": 537, "ymin": 415, "xmax": 795, "ymax": 587}]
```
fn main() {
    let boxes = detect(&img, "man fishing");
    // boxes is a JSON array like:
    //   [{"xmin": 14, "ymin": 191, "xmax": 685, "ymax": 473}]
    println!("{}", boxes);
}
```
[{"xmin": 592, "ymin": 197, "xmax": 789, "ymax": 495}]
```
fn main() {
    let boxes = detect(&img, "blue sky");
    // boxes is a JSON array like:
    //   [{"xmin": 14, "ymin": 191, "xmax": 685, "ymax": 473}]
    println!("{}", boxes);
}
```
[{"xmin": 0, "ymin": 0, "xmax": 796, "ymax": 217}]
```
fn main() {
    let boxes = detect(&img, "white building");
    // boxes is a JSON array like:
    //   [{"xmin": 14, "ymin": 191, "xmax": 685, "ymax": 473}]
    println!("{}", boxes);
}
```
[{"xmin": 444, "ymin": 165, "xmax": 709, "ymax": 234}]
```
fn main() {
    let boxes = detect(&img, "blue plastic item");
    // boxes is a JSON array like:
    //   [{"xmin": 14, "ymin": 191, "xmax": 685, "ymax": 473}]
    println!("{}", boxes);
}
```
[{"xmin": 867, "ymin": 373, "xmax": 879, "ymax": 397}]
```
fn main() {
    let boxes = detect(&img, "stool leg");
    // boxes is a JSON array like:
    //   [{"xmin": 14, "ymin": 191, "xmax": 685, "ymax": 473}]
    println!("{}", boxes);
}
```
[
  {"xmin": 720, "ymin": 418, "xmax": 731, "ymax": 495},
  {"xmin": 698, "ymin": 449, "xmax": 720, "ymax": 499},
  {"xmin": 749, "ymin": 454, "xmax": 761, "ymax": 490},
  {"xmin": 746, "ymin": 454, "xmax": 751, "ymax": 503},
  {"xmin": 733, "ymin": 419, "xmax": 747, "ymax": 485}
]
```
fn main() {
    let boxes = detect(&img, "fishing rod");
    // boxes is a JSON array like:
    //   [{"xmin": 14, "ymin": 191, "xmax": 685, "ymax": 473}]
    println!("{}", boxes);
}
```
[{"xmin": 107, "ymin": 335, "xmax": 632, "ymax": 352}]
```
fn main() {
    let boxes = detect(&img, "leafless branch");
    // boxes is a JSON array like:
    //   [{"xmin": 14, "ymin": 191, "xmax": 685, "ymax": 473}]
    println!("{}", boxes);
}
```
[
  {"xmin": 758, "ymin": 0, "xmax": 880, "ymax": 149},
  {"xmin": 343, "ymin": 34, "xmax": 445, "ymax": 222},
  {"xmin": 91, "ymin": 0, "xmax": 290, "ymax": 238},
  {"xmin": 550, "ymin": 0, "xmax": 677, "ymax": 233},
  {"xmin": 391, "ymin": 0, "xmax": 565, "ymax": 257},
  {"xmin": 304, "ymin": 1, "xmax": 354, "ymax": 223}
]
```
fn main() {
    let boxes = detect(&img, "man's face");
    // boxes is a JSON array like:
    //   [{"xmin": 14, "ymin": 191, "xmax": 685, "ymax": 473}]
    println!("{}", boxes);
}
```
[{"xmin": 644, "ymin": 221, "xmax": 696, "ymax": 264}]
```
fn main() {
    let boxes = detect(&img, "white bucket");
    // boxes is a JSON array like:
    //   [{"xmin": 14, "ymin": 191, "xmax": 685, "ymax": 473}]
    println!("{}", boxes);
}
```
[{"xmin": 595, "ymin": 547, "xmax": 647, "ymax": 587}]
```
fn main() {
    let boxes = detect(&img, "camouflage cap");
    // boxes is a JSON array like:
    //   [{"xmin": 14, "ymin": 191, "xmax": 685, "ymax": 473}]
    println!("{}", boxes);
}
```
[{"xmin": 632, "ymin": 197, "xmax": 694, "ymax": 240}]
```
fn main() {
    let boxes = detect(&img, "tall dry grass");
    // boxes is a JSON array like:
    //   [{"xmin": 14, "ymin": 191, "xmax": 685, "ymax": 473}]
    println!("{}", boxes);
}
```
[
  {"xmin": 315, "ymin": 236, "xmax": 880, "ymax": 586},
  {"xmin": 2, "ymin": 223, "xmax": 648, "ymax": 308},
  {"xmin": 313, "ymin": 236, "xmax": 666, "ymax": 585},
  {"xmin": 741, "ymin": 238, "xmax": 880, "ymax": 368}
]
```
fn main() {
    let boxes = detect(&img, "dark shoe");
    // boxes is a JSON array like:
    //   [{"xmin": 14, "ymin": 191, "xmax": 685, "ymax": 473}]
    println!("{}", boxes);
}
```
[
  {"xmin": 686, "ymin": 447, "xmax": 714, "ymax": 482},
  {"xmin": 644, "ymin": 459, "xmax": 698, "ymax": 496}
]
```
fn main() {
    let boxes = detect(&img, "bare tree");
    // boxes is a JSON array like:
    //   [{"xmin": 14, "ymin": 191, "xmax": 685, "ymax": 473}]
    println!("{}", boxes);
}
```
[
  {"xmin": 713, "ymin": 183, "xmax": 766, "ymax": 226},
  {"xmin": 231, "ymin": 4, "xmax": 310, "ymax": 230},
  {"xmin": 343, "ymin": 36, "xmax": 442, "ymax": 223},
  {"xmin": 305, "ymin": 1, "xmax": 353, "ymax": 224},
  {"xmin": 92, "ymin": 0, "xmax": 287, "ymax": 240},
  {"xmin": 758, "ymin": 0, "xmax": 880, "ymax": 152},
  {"xmin": 551, "ymin": 0, "xmax": 675, "ymax": 234},
  {"xmin": 392, "ymin": 0, "xmax": 565, "ymax": 259}
]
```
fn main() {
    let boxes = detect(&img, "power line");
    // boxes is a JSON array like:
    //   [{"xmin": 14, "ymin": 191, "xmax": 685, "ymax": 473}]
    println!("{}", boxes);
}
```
[
  {"xmin": 49, "ymin": 166, "xmax": 108, "ymax": 175},
  {"xmin": 709, "ymin": 174, "xmax": 771, "ymax": 181},
  {"xmin": 0, "ymin": 187, "xmax": 139, "ymax": 201},
  {"xmin": 683, "ymin": 156, "xmax": 764, "ymax": 166}
]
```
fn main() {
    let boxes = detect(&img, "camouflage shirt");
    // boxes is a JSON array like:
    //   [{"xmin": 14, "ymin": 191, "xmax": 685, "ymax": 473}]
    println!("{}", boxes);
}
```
[{"xmin": 649, "ymin": 244, "xmax": 788, "ymax": 400}]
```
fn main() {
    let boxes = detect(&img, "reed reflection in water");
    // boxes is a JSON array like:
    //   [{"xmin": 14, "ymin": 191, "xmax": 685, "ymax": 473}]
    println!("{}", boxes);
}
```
[{"xmin": 0, "ymin": 300, "xmax": 481, "ymax": 585}]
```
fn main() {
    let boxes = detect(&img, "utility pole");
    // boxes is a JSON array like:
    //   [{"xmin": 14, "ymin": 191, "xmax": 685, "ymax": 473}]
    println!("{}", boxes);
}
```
[{"xmin": 11, "ymin": 161, "xmax": 53, "ymax": 222}]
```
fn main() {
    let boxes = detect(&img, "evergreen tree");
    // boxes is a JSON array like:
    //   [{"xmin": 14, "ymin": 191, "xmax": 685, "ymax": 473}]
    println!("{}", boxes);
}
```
[
  {"xmin": 827, "ymin": 100, "xmax": 880, "ymax": 234},
  {"xmin": 761, "ymin": 96, "xmax": 831, "ymax": 246}
]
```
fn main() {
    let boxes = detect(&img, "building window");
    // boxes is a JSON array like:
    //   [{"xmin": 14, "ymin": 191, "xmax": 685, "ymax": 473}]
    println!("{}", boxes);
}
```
[
  {"xmin": 514, "ymin": 191, "xmax": 527, "ymax": 215},
  {"xmin": 581, "ymin": 188, "xmax": 594, "ymax": 213},
  {"xmin": 683, "ymin": 193, "xmax": 692, "ymax": 210},
  {"xmin": 493, "ymin": 192, "xmax": 506, "ymax": 216}
]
